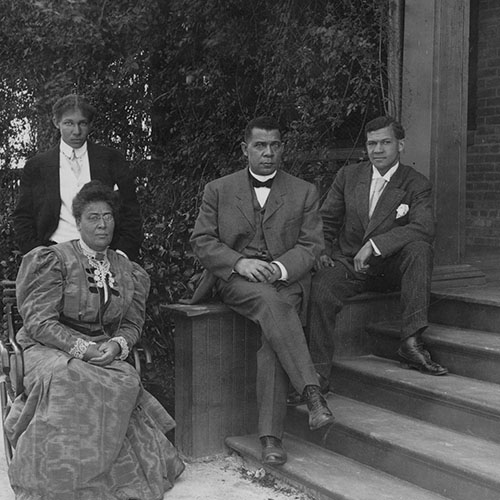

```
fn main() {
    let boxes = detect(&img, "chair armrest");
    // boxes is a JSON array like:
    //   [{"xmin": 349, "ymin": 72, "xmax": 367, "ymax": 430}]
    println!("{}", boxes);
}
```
[
  {"xmin": 4, "ymin": 303, "xmax": 24, "ymax": 397},
  {"xmin": 0, "ymin": 339, "xmax": 10, "ymax": 377},
  {"xmin": 130, "ymin": 342, "xmax": 153, "ymax": 378}
]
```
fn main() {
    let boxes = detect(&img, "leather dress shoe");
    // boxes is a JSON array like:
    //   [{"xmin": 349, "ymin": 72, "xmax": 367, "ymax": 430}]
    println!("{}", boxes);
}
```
[
  {"xmin": 260, "ymin": 435, "xmax": 287, "ymax": 465},
  {"xmin": 398, "ymin": 336, "xmax": 448, "ymax": 376},
  {"xmin": 304, "ymin": 385, "xmax": 335, "ymax": 430},
  {"xmin": 287, "ymin": 373, "xmax": 330, "ymax": 407}
]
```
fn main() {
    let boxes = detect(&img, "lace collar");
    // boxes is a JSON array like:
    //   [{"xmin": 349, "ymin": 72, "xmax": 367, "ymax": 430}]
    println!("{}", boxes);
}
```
[{"xmin": 78, "ymin": 240, "xmax": 115, "ymax": 289}]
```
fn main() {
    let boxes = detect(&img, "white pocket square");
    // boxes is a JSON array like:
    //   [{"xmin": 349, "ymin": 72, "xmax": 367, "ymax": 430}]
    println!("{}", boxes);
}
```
[
  {"xmin": 396, "ymin": 204, "xmax": 409, "ymax": 219},
  {"xmin": 113, "ymin": 184, "xmax": 119, "ymax": 191}
]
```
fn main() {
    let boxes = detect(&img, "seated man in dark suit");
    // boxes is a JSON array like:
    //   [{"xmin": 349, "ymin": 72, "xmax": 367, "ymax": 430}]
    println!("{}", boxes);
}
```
[
  {"xmin": 13, "ymin": 94, "xmax": 142, "ymax": 261},
  {"xmin": 190, "ymin": 116, "xmax": 335, "ymax": 466},
  {"xmin": 308, "ymin": 116, "xmax": 447, "ymax": 383}
]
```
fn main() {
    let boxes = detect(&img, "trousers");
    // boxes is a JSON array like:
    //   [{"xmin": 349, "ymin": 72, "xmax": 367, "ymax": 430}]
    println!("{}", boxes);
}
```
[
  {"xmin": 307, "ymin": 241, "xmax": 433, "ymax": 380},
  {"xmin": 217, "ymin": 275, "xmax": 318, "ymax": 438}
]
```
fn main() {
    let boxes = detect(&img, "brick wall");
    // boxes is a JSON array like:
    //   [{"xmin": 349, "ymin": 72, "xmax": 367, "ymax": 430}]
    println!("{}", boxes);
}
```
[{"xmin": 466, "ymin": 1, "xmax": 500, "ymax": 247}]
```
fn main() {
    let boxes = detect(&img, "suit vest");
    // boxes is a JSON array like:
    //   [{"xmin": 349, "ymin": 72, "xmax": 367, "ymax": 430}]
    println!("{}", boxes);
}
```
[{"xmin": 241, "ymin": 189, "xmax": 271, "ymax": 261}]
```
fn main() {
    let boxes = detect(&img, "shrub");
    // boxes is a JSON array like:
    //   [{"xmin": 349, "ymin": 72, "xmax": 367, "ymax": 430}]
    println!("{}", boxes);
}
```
[{"xmin": 0, "ymin": 0, "xmax": 390, "ymax": 364}]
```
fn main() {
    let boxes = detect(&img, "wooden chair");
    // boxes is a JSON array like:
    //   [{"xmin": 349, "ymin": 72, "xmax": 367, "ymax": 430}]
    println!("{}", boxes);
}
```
[{"xmin": 0, "ymin": 280, "xmax": 153, "ymax": 464}]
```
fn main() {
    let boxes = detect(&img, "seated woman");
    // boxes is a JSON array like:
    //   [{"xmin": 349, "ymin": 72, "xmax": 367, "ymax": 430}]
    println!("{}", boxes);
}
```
[{"xmin": 5, "ymin": 180, "xmax": 184, "ymax": 500}]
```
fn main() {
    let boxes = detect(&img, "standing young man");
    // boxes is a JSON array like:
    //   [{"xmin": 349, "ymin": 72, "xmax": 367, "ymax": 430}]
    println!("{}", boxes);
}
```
[
  {"xmin": 190, "ymin": 116, "xmax": 334, "ymax": 466},
  {"xmin": 308, "ymin": 115, "xmax": 447, "ymax": 381},
  {"xmin": 13, "ymin": 94, "xmax": 142, "ymax": 261}
]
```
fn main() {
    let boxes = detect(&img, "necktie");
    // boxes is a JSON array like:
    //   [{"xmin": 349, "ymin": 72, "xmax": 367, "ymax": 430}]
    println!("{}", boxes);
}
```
[
  {"xmin": 70, "ymin": 150, "xmax": 81, "ymax": 178},
  {"xmin": 369, "ymin": 177, "xmax": 387, "ymax": 218},
  {"xmin": 251, "ymin": 176, "xmax": 274, "ymax": 189}
]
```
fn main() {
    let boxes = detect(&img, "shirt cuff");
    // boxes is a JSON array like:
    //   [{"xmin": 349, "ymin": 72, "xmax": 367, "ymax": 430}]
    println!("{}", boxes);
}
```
[
  {"xmin": 369, "ymin": 239, "xmax": 382, "ymax": 256},
  {"xmin": 272, "ymin": 261, "xmax": 288, "ymax": 281},
  {"xmin": 69, "ymin": 339, "xmax": 96, "ymax": 360},
  {"xmin": 110, "ymin": 336, "xmax": 130, "ymax": 360}
]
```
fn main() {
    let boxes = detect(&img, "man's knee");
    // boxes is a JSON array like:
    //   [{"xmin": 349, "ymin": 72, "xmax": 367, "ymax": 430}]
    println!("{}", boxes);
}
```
[
  {"xmin": 251, "ymin": 287, "xmax": 300, "ymax": 320},
  {"xmin": 310, "ymin": 268, "xmax": 345, "ymax": 310},
  {"xmin": 400, "ymin": 241, "xmax": 433, "ymax": 262}
]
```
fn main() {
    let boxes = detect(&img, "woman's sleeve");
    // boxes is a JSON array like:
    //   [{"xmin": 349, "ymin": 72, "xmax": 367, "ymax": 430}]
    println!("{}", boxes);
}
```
[
  {"xmin": 16, "ymin": 247, "xmax": 94, "ymax": 358},
  {"xmin": 112, "ymin": 262, "xmax": 150, "ymax": 356}
]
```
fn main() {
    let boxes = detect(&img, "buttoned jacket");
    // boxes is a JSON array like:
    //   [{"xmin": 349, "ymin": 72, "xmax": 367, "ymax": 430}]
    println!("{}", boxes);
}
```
[
  {"xmin": 321, "ymin": 161, "xmax": 435, "ymax": 262},
  {"xmin": 190, "ymin": 167, "xmax": 324, "ymax": 303}
]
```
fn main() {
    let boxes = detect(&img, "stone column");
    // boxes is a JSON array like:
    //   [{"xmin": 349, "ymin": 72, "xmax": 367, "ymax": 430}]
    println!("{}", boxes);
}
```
[{"xmin": 400, "ymin": 0, "xmax": 470, "ymax": 265}]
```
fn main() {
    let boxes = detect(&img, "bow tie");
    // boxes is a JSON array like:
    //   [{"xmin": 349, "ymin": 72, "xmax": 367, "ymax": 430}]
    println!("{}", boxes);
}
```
[{"xmin": 251, "ymin": 176, "xmax": 274, "ymax": 189}]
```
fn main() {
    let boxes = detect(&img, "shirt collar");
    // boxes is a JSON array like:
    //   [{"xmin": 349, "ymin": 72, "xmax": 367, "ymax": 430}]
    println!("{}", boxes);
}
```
[
  {"xmin": 79, "ymin": 239, "xmax": 108, "ymax": 258},
  {"xmin": 60, "ymin": 139, "xmax": 87, "ymax": 159},
  {"xmin": 372, "ymin": 162, "xmax": 399, "ymax": 182},
  {"xmin": 248, "ymin": 168, "xmax": 277, "ymax": 182}
]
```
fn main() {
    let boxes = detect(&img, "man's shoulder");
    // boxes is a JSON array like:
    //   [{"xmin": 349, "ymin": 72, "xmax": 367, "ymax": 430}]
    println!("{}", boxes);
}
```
[
  {"xmin": 206, "ymin": 168, "xmax": 316, "ymax": 191},
  {"xmin": 88, "ymin": 141, "xmax": 124, "ymax": 158},
  {"xmin": 206, "ymin": 168, "xmax": 247, "ymax": 187},
  {"xmin": 278, "ymin": 169, "xmax": 315, "ymax": 187},
  {"xmin": 339, "ymin": 161, "xmax": 430, "ymax": 184},
  {"xmin": 24, "ymin": 146, "xmax": 59, "ymax": 169},
  {"xmin": 398, "ymin": 163, "xmax": 432, "ymax": 187},
  {"xmin": 338, "ymin": 160, "xmax": 371, "ymax": 176}
]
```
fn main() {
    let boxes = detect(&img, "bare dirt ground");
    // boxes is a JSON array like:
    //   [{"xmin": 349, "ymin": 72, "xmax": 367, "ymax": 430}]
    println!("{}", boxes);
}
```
[
  {"xmin": 0, "ymin": 417, "xmax": 311, "ymax": 500},
  {"xmin": 166, "ymin": 453, "xmax": 313, "ymax": 500}
]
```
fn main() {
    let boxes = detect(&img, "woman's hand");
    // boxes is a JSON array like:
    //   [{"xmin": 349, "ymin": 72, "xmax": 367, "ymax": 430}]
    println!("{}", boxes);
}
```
[
  {"xmin": 86, "ymin": 341, "xmax": 121, "ymax": 366},
  {"xmin": 83, "ymin": 344, "xmax": 101, "ymax": 362}
]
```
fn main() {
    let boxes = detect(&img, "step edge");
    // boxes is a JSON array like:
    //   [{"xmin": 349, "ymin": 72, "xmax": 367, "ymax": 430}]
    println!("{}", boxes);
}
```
[
  {"xmin": 290, "ymin": 395, "xmax": 500, "ymax": 483},
  {"xmin": 331, "ymin": 357, "xmax": 500, "ymax": 416},
  {"xmin": 430, "ymin": 291, "xmax": 500, "ymax": 307},
  {"xmin": 367, "ymin": 322, "xmax": 500, "ymax": 355},
  {"xmin": 226, "ymin": 433, "xmax": 450, "ymax": 500}
]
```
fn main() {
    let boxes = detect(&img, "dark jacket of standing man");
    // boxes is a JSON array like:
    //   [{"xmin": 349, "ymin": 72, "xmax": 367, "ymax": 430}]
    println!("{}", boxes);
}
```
[
  {"xmin": 13, "ymin": 94, "xmax": 143, "ymax": 261},
  {"xmin": 190, "ymin": 116, "xmax": 335, "ymax": 467},
  {"xmin": 308, "ymin": 115, "xmax": 447, "ymax": 379}
]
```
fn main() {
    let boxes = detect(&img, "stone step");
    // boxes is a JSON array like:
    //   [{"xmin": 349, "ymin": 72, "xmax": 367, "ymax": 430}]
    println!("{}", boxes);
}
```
[
  {"xmin": 367, "ymin": 321, "xmax": 500, "ymax": 383},
  {"xmin": 226, "ymin": 433, "xmax": 449, "ymax": 500},
  {"xmin": 285, "ymin": 394, "xmax": 500, "ymax": 500},
  {"xmin": 430, "ymin": 285, "xmax": 500, "ymax": 332},
  {"xmin": 331, "ymin": 355, "xmax": 500, "ymax": 443}
]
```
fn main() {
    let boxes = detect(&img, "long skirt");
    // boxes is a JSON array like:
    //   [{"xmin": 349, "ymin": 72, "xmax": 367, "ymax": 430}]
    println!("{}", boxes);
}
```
[{"xmin": 5, "ymin": 345, "xmax": 184, "ymax": 500}]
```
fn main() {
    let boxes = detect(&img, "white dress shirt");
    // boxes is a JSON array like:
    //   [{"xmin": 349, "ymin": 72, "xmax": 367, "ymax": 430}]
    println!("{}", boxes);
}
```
[
  {"xmin": 369, "ymin": 162, "xmax": 399, "ymax": 256},
  {"xmin": 50, "ymin": 140, "xmax": 91, "ymax": 243}
]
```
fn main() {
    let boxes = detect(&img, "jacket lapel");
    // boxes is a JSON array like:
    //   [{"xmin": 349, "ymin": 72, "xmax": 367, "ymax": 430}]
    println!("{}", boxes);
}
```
[
  {"xmin": 235, "ymin": 169, "xmax": 256, "ymax": 229},
  {"xmin": 355, "ymin": 163, "xmax": 372, "ymax": 232},
  {"xmin": 43, "ymin": 147, "xmax": 62, "ymax": 217},
  {"xmin": 364, "ymin": 165, "xmax": 407, "ymax": 238},
  {"xmin": 263, "ymin": 170, "xmax": 285, "ymax": 222},
  {"xmin": 87, "ymin": 141, "xmax": 103, "ymax": 180}
]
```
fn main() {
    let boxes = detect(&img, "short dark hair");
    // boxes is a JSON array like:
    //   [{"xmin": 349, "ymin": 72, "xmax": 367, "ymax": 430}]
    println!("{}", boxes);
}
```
[
  {"xmin": 244, "ymin": 116, "xmax": 281, "ymax": 142},
  {"xmin": 52, "ymin": 94, "xmax": 97, "ymax": 123},
  {"xmin": 72, "ymin": 181, "xmax": 120, "ymax": 222},
  {"xmin": 365, "ymin": 116, "xmax": 405, "ymax": 140}
]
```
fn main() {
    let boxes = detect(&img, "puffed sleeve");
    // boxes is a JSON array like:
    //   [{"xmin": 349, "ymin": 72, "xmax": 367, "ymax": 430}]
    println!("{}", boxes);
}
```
[
  {"xmin": 111, "ymin": 261, "xmax": 150, "ymax": 357},
  {"xmin": 16, "ymin": 247, "xmax": 95, "ymax": 358}
]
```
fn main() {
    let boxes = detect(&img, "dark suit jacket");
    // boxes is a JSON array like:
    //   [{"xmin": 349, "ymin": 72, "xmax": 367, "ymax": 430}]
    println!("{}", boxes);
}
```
[
  {"xmin": 321, "ymin": 161, "xmax": 435, "ymax": 266},
  {"xmin": 190, "ymin": 168, "xmax": 324, "ymax": 304},
  {"xmin": 13, "ymin": 142, "xmax": 143, "ymax": 261}
]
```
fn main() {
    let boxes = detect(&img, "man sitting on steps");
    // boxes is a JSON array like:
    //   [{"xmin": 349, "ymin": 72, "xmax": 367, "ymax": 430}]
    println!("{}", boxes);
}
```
[{"xmin": 307, "ymin": 116, "xmax": 448, "ymax": 386}]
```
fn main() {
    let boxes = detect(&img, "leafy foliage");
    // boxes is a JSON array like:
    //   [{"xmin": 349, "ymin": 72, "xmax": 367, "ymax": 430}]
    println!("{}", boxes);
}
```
[{"xmin": 0, "ymin": 0, "xmax": 391, "ymax": 360}]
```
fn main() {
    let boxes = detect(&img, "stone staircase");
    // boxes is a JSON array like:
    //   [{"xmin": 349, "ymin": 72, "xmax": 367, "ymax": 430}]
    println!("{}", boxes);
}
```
[{"xmin": 226, "ymin": 283, "xmax": 500, "ymax": 500}]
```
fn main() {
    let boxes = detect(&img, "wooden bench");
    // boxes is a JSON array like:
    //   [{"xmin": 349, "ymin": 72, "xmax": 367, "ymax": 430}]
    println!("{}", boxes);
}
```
[{"xmin": 165, "ymin": 291, "xmax": 402, "ymax": 458}]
